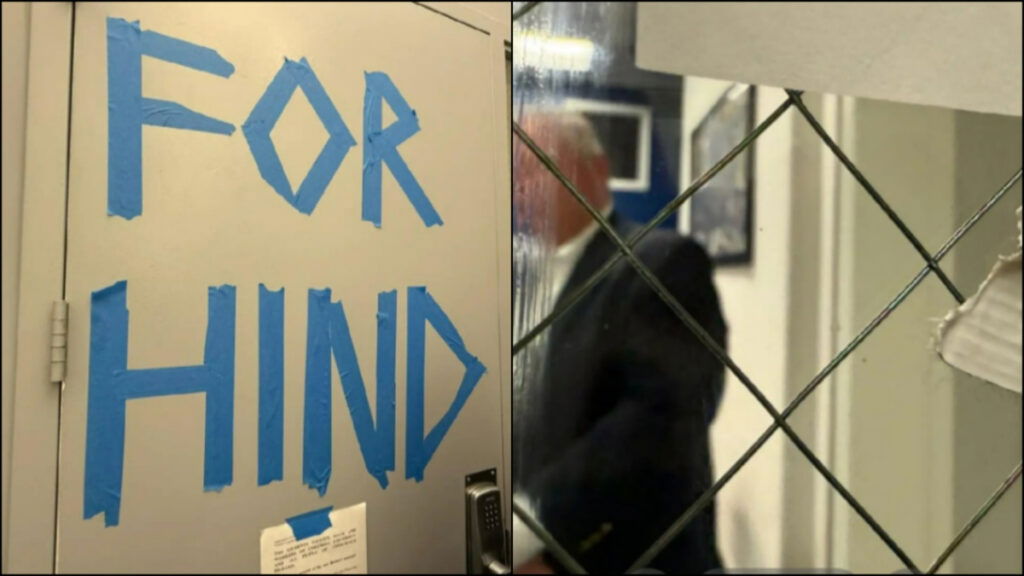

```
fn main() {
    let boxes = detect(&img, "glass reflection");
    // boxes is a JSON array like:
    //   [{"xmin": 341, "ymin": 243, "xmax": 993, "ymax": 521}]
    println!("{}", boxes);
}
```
[{"xmin": 513, "ymin": 2, "xmax": 1022, "ymax": 574}]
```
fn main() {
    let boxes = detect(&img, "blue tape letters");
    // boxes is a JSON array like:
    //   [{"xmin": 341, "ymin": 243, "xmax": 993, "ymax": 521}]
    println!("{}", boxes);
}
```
[
  {"xmin": 305, "ymin": 289, "xmax": 396, "ymax": 495},
  {"xmin": 362, "ymin": 72, "xmax": 443, "ymax": 228},
  {"xmin": 86, "ymin": 282, "xmax": 484, "ymax": 522},
  {"xmin": 243, "ymin": 58, "xmax": 357, "ymax": 215},
  {"xmin": 85, "ymin": 280, "xmax": 236, "ymax": 527},
  {"xmin": 258, "ymin": 284, "xmax": 285, "ymax": 486},
  {"xmin": 108, "ymin": 20, "xmax": 440, "ymax": 227},
  {"xmin": 95, "ymin": 17, "xmax": 483, "ymax": 525},
  {"xmin": 406, "ymin": 286, "xmax": 486, "ymax": 481},
  {"xmin": 106, "ymin": 18, "xmax": 235, "ymax": 219}
]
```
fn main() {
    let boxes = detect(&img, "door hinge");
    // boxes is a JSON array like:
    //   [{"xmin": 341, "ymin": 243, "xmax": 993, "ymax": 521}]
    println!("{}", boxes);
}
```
[{"xmin": 50, "ymin": 300, "xmax": 68, "ymax": 383}]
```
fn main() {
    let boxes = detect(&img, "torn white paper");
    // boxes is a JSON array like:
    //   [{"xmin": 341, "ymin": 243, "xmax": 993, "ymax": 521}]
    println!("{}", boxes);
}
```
[
  {"xmin": 935, "ymin": 207, "xmax": 1022, "ymax": 394},
  {"xmin": 260, "ymin": 503, "xmax": 367, "ymax": 574}
]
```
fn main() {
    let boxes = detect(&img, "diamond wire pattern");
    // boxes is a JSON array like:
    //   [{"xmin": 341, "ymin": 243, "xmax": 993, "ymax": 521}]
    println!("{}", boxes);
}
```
[{"xmin": 512, "ymin": 4, "xmax": 1023, "ymax": 573}]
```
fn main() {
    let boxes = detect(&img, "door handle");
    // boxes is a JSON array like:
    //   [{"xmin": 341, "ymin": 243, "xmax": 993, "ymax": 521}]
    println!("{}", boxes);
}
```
[
  {"xmin": 466, "ymin": 469, "xmax": 509, "ymax": 574},
  {"xmin": 483, "ymin": 553, "xmax": 510, "ymax": 574}
]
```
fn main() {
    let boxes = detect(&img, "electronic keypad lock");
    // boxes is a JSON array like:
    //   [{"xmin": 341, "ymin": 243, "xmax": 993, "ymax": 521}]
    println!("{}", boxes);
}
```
[{"xmin": 466, "ymin": 469, "xmax": 510, "ymax": 574}]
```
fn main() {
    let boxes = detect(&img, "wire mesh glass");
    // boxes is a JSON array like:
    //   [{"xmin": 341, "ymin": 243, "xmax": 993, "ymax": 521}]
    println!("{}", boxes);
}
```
[{"xmin": 512, "ymin": 2, "xmax": 1023, "ymax": 574}]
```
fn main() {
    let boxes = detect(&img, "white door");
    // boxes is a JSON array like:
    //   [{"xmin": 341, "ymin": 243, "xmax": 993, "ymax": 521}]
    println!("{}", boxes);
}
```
[{"xmin": 58, "ymin": 3, "xmax": 506, "ymax": 573}]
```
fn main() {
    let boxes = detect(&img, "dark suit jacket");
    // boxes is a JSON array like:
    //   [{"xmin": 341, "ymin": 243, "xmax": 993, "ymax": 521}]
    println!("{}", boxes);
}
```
[{"xmin": 516, "ymin": 212, "xmax": 727, "ymax": 574}]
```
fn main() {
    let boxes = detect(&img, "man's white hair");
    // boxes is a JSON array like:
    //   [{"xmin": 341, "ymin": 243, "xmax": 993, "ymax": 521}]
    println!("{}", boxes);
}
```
[{"xmin": 520, "ymin": 108, "xmax": 606, "ymax": 161}]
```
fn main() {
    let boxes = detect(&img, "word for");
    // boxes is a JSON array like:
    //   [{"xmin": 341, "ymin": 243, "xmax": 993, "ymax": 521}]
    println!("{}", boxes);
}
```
[{"xmin": 107, "ymin": 17, "xmax": 441, "ymax": 226}]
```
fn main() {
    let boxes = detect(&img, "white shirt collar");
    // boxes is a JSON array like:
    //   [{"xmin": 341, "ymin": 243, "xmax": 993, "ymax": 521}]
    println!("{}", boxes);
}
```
[{"xmin": 550, "ymin": 206, "xmax": 613, "ymax": 301}]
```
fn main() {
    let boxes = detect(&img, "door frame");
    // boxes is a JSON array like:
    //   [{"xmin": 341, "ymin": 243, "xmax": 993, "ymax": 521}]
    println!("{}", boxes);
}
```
[
  {"xmin": 4, "ymin": 2, "xmax": 509, "ymax": 573},
  {"xmin": 419, "ymin": 0, "xmax": 513, "ymax": 552},
  {"xmin": 419, "ymin": 0, "xmax": 515, "ymax": 541},
  {"xmin": 6, "ymin": 2, "xmax": 72, "ymax": 573}
]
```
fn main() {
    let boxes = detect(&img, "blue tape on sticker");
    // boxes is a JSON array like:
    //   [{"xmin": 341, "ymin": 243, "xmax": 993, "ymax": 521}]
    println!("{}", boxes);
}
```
[
  {"xmin": 286, "ymin": 506, "xmax": 334, "ymax": 541},
  {"xmin": 362, "ymin": 71, "xmax": 442, "ymax": 229},
  {"xmin": 258, "ymin": 284, "xmax": 285, "ymax": 486},
  {"xmin": 85, "ymin": 281, "xmax": 236, "ymax": 527},
  {"xmin": 243, "ymin": 58, "xmax": 357, "ymax": 215},
  {"xmin": 106, "ymin": 17, "xmax": 235, "ymax": 220},
  {"xmin": 305, "ymin": 289, "xmax": 397, "ymax": 494},
  {"xmin": 405, "ymin": 287, "xmax": 486, "ymax": 482}
]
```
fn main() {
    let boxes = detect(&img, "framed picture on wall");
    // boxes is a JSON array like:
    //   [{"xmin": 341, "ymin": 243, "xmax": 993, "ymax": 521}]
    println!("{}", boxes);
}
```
[
  {"xmin": 563, "ymin": 98, "xmax": 653, "ymax": 193},
  {"xmin": 690, "ymin": 84, "xmax": 755, "ymax": 264}
]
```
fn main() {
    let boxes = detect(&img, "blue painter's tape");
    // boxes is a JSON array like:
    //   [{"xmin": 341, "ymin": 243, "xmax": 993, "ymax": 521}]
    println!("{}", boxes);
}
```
[
  {"xmin": 140, "ymin": 28, "xmax": 235, "ymax": 77},
  {"xmin": 286, "ymin": 506, "xmax": 333, "ymax": 541},
  {"xmin": 107, "ymin": 18, "xmax": 143, "ymax": 219},
  {"xmin": 243, "ymin": 58, "xmax": 357, "ymax": 215},
  {"xmin": 405, "ymin": 287, "xmax": 486, "ymax": 482},
  {"xmin": 84, "ymin": 281, "xmax": 129, "ymax": 526},
  {"xmin": 258, "ymin": 284, "xmax": 285, "ymax": 486},
  {"xmin": 374, "ymin": 291, "xmax": 397, "ymax": 484},
  {"xmin": 304, "ymin": 289, "xmax": 333, "ymax": 496},
  {"xmin": 106, "ymin": 17, "xmax": 235, "ymax": 220},
  {"xmin": 203, "ymin": 284, "xmax": 236, "ymax": 493},
  {"xmin": 141, "ymin": 98, "xmax": 235, "ymax": 135},
  {"xmin": 305, "ymin": 289, "xmax": 397, "ymax": 494},
  {"xmin": 85, "ymin": 281, "xmax": 236, "ymax": 526},
  {"xmin": 362, "ymin": 71, "xmax": 442, "ymax": 229},
  {"xmin": 326, "ymin": 291, "xmax": 396, "ymax": 489}
]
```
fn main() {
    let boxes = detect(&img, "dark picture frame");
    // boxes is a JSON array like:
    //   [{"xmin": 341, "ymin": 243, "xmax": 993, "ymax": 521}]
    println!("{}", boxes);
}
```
[{"xmin": 689, "ymin": 84, "xmax": 755, "ymax": 264}]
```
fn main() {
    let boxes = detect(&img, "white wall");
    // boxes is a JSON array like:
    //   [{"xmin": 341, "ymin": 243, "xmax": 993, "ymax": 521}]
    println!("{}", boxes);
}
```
[
  {"xmin": 680, "ymin": 78, "xmax": 800, "ymax": 569},
  {"xmin": 1, "ymin": 2, "xmax": 31, "ymax": 572}
]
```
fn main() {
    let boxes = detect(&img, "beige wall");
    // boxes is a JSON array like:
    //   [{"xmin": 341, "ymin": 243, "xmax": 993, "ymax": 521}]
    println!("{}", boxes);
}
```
[
  {"xmin": 459, "ymin": 2, "xmax": 510, "ymax": 28},
  {"xmin": 637, "ymin": 2, "xmax": 1022, "ymax": 117},
  {"xmin": 644, "ymin": 4, "xmax": 1021, "ymax": 572},
  {"xmin": 835, "ymin": 101, "xmax": 1021, "ymax": 574},
  {"xmin": 949, "ymin": 111, "xmax": 1022, "ymax": 574},
  {"xmin": 2, "ymin": 2, "xmax": 31, "ymax": 572},
  {"xmin": 835, "ymin": 99, "xmax": 959, "ymax": 573},
  {"xmin": 678, "ymin": 80, "xmax": 1022, "ymax": 573}
]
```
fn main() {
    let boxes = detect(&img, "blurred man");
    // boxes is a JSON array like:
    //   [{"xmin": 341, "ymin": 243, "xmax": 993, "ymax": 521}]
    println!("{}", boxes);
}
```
[{"xmin": 513, "ymin": 111, "xmax": 727, "ymax": 574}]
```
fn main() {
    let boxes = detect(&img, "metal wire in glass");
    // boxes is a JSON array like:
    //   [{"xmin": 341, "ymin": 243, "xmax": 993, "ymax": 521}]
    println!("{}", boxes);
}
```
[{"xmin": 511, "ymin": 3, "xmax": 1023, "ymax": 574}]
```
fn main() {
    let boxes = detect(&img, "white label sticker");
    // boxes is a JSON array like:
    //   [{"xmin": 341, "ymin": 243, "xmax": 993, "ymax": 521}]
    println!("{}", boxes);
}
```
[{"xmin": 260, "ymin": 503, "xmax": 367, "ymax": 574}]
